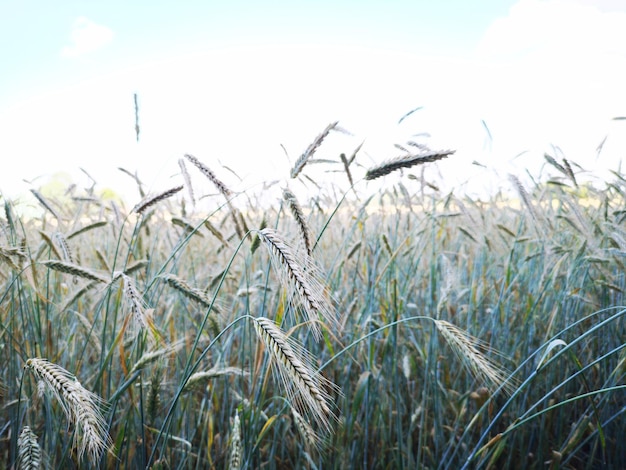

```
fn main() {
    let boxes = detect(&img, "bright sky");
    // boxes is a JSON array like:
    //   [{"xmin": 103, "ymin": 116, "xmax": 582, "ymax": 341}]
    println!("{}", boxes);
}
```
[{"xmin": 1, "ymin": 0, "xmax": 625, "ymax": 206}]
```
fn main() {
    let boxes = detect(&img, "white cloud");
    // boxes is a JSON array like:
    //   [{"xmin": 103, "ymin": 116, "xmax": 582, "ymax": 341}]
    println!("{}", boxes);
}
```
[{"xmin": 61, "ymin": 17, "xmax": 113, "ymax": 58}]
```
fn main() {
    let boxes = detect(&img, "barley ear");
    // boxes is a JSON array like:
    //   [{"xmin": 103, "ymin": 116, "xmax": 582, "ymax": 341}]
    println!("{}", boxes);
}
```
[
  {"xmin": 258, "ymin": 228, "xmax": 338, "ymax": 339},
  {"xmin": 228, "ymin": 413, "xmax": 242, "ymax": 469},
  {"xmin": 132, "ymin": 185, "xmax": 184, "ymax": 215},
  {"xmin": 365, "ymin": 149, "xmax": 455, "ymax": 180},
  {"xmin": 252, "ymin": 317, "xmax": 336, "ymax": 434},
  {"xmin": 24, "ymin": 358, "xmax": 111, "ymax": 463},
  {"xmin": 283, "ymin": 188, "xmax": 313, "ymax": 257},
  {"xmin": 18, "ymin": 426, "xmax": 43, "ymax": 470},
  {"xmin": 434, "ymin": 320, "xmax": 514, "ymax": 395}
]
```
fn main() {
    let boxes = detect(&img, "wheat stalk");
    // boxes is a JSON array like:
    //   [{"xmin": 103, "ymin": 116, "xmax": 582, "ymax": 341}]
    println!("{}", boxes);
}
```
[
  {"xmin": 291, "ymin": 121, "xmax": 339, "ymax": 179},
  {"xmin": 434, "ymin": 320, "xmax": 514, "ymax": 395},
  {"xmin": 18, "ymin": 425, "xmax": 43, "ymax": 470},
  {"xmin": 365, "ymin": 149, "xmax": 455, "ymax": 180},
  {"xmin": 132, "ymin": 185, "xmax": 183, "ymax": 215},
  {"xmin": 258, "ymin": 228, "xmax": 337, "ymax": 339},
  {"xmin": 283, "ymin": 188, "xmax": 313, "ymax": 257},
  {"xmin": 24, "ymin": 358, "xmax": 110, "ymax": 463},
  {"xmin": 252, "ymin": 316, "xmax": 335, "ymax": 433}
]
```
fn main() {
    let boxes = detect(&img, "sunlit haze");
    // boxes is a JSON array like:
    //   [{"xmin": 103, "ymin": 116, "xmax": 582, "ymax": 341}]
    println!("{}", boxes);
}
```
[{"xmin": 1, "ymin": 0, "xmax": 625, "ymax": 208}]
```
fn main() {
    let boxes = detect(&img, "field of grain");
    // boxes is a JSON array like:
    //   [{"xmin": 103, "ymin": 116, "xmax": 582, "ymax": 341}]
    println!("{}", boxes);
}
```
[{"xmin": 1, "ymin": 126, "xmax": 625, "ymax": 469}]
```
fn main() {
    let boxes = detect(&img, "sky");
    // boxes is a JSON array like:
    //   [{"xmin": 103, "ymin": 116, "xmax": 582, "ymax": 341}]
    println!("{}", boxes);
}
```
[{"xmin": 1, "ymin": 0, "xmax": 626, "ymax": 208}]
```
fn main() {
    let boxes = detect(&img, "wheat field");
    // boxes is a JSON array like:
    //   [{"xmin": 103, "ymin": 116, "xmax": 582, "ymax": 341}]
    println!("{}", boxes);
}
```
[{"xmin": 1, "ymin": 125, "xmax": 625, "ymax": 469}]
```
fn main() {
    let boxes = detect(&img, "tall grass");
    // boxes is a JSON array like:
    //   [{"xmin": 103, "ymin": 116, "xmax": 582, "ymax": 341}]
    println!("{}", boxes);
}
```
[{"xmin": 0, "ymin": 126, "xmax": 624, "ymax": 469}]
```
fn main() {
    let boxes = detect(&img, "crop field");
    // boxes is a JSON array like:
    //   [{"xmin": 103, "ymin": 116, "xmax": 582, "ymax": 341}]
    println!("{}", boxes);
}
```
[{"xmin": 1, "ymin": 124, "xmax": 625, "ymax": 469}]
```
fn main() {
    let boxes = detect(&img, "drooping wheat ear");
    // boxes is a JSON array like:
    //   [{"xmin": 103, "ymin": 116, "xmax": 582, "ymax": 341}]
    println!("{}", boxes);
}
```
[
  {"xmin": 54, "ymin": 232, "xmax": 73, "ymax": 262},
  {"xmin": 184, "ymin": 153, "xmax": 232, "ymax": 197},
  {"xmin": 160, "ymin": 273, "xmax": 222, "ymax": 315},
  {"xmin": 228, "ymin": 413, "xmax": 242, "ymax": 470},
  {"xmin": 178, "ymin": 158, "xmax": 196, "ymax": 206},
  {"xmin": 365, "ymin": 149, "xmax": 455, "ymax": 180},
  {"xmin": 252, "ymin": 317, "xmax": 336, "ymax": 433},
  {"xmin": 128, "ymin": 340, "xmax": 185, "ymax": 376},
  {"xmin": 204, "ymin": 219, "xmax": 231, "ymax": 248},
  {"xmin": 123, "ymin": 259, "xmax": 148, "ymax": 276},
  {"xmin": 132, "ymin": 185, "xmax": 184, "ymax": 215},
  {"xmin": 0, "ymin": 246, "xmax": 23, "ymax": 272},
  {"xmin": 24, "ymin": 358, "xmax": 110, "ymax": 463},
  {"xmin": 172, "ymin": 217, "xmax": 204, "ymax": 237},
  {"xmin": 291, "ymin": 406, "xmax": 321, "ymax": 453},
  {"xmin": 118, "ymin": 274, "xmax": 148, "ymax": 331},
  {"xmin": 562, "ymin": 158, "xmax": 577, "ymax": 186},
  {"xmin": 30, "ymin": 189, "xmax": 61, "ymax": 220},
  {"xmin": 42, "ymin": 260, "xmax": 108, "ymax": 284},
  {"xmin": 291, "ymin": 121, "xmax": 339, "ymax": 179},
  {"xmin": 283, "ymin": 188, "xmax": 313, "ymax": 257},
  {"xmin": 434, "ymin": 320, "xmax": 514, "ymax": 395},
  {"xmin": 71, "ymin": 309, "xmax": 102, "ymax": 352},
  {"xmin": 18, "ymin": 425, "xmax": 43, "ymax": 470},
  {"xmin": 258, "ymin": 228, "xmax": 337, "ymax": 339}
]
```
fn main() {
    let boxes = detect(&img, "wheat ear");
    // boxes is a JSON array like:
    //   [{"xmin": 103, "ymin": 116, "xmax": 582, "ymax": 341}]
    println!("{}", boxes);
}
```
[
  {"xmin": 258, "ymin": 228, "xmax": 337, "ymax": 339},
  {"xmin": 434, "ymin": 320, "xmax": 514, "ymax": 395},
  {"xmin": 252, "ymin": 317, "xmax": 335, "ymax": 433},
  {"xmin": 178, "ymin": 158, "xmax": 196, "ymax": 206},
  {"xmin": 119, "ymin": 273, "xmax": 148, "ymax": 331},
  {"xmin": 160, "ymin": 273, "xmax": 222, "ymax": 314},
  {"xmin": 365, "ymin": 149, "xmax": 455, "ymax": 180},
  {"xmin": 184, "ymin": 153, "xmax": 232, "ymax": 197},
  {"xmin": 132, "ymin": 185, "xmax": 183, "ymax": 215},
  {"xmin": 30, "ymin": 189, "xmax": 61, "ymax": 220},
  {"xmin": 291, "ymin": 121, "xmax": 339, "ymax": 179},
  {"xmin": 291, "ymin": 406, "xmax": 322, "ymax": 453},
  {"xmin": 42, "ymin": 260, "xmax": 108, "ymax": 284},
  {"xmin": 228, "ymin": 413, "xmax": 242, "ymax": 469},
  {"xmin": 18, "ymin": 426, "xmax": 43, "ymax": 470},
  {"xmin": 283, "ymin": 188, "xmax": 313, "ymax": 257},
  {"xmin": 24, "ymin": 358, "xmax": 110, "ymax": 462}
]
